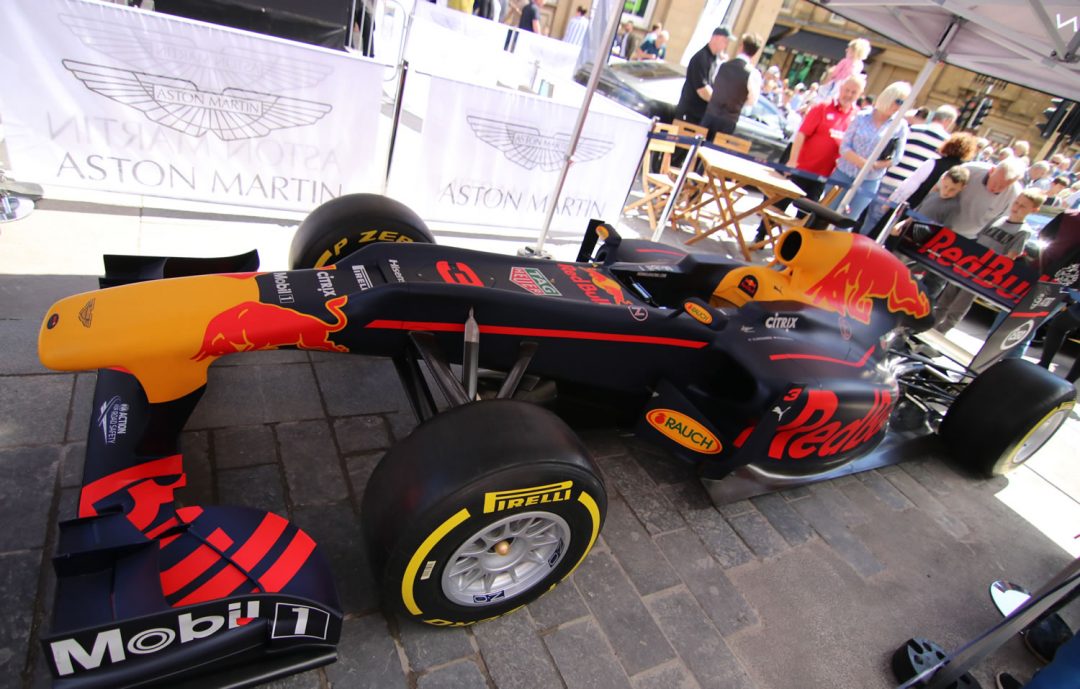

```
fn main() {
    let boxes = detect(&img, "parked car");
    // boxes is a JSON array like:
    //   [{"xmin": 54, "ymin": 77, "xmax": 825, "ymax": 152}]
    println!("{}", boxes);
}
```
[{"xmin": 574, "ymin": 61, "xmax": 792, "ymax": 162}]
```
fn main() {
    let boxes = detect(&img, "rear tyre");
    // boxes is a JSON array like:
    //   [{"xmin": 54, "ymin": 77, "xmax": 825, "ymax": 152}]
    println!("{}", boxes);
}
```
[
  {"xmin": 289, "ymin": 193, "xmax": 434, "ymax": 269},
  {"xmin": 939, "ymin": 359, "xmax": 1075, "ymax": 476},
  {"xmin": 361, "ymin": 400, "xmax": 606, "ymax": 625}
]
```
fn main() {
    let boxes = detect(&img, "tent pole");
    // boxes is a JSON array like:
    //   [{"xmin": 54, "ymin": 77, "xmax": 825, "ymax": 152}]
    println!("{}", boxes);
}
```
[{"xmin": 520, "ymin": 0, "xmax": 623, "ymax": 258}]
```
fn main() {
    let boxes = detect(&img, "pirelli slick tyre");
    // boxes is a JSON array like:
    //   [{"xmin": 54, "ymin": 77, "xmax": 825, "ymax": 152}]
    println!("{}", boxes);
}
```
[
  {"xmin": 289, "ymin": 193, "xmax": 434, "ymax": 269},
  {"xmin": 361, "ymin": 400, "xmax": 605, "ymax": 626},
  {"xmin": 939, "ymin": 358, "xmax": 1076, "ymax": 477}
]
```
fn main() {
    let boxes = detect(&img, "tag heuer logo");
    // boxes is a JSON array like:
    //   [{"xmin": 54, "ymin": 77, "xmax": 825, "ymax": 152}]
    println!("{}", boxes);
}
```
[
  {"xmin": 62, "ymin": 60, "xmax": 332, "ymax": 141},
  {"xmin": 510, "ymin": 267, "xmax": 561, "ymax": 296},
  {"xmin": 466, "ymin": 116, "xmax": 614, "ymax": 171}
]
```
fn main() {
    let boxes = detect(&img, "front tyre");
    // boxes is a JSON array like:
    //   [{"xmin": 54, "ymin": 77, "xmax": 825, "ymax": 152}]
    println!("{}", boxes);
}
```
[
  {"xmin": 289, "ymin": 193, "xmax": 434, "ymax": 269},
  {"xmin": 362, "ymin": 400, "xmax": 605, "ymax": 625},
  {"xmin": 939, "ymin": 359, "xmax": 1075, "ymax": 476}
]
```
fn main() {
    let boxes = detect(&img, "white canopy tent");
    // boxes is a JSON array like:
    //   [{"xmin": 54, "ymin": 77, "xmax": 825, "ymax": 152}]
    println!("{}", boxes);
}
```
[{"xmin": 809, "ymin": 0, "xmax": 1080, "ymax": 227}]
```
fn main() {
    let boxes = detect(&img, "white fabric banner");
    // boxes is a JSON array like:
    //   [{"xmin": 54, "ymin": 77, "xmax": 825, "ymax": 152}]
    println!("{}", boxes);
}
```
[
  {"xmin": 387, "ymin": 72, "xmax": 649, "ymax": 232},
  {"xmin": 0, "ymin": 0, "xmax": 388, "ymax": 211},
  {"xmin": 408, "ymin": 2, "xmax": 579, "ymax": 87}
]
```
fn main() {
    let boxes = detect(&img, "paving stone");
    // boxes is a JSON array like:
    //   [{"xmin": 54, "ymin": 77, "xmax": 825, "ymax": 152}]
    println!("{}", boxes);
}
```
[
  {"xmin": 324, "ymin": 615, "xmax": 407, "ymax": 689},
  {"xmin": 313, "ymin": 357, "xmax": 410, "ymax": 417},
  {"xmin": 856, "ymin": 469, "xmax": 915, "ymax": 511},
  {"xmin": 57, "ymin": 486, "xmax": 80, "ymax": 523},
  {"xmin": 0, "ymin": 275, "xmax": 98, "ymax": 319},
  {"xmin": 625, "ymin": 439, "xmax": 697, "ymax": 486},
  {"xmin": 260, "ymin": 669, "xmax": 324, "ymax": 688},
  {"xmin": 0, "ymin": 374, "xmax": 72, "ymax": 447},
  {"xmin": 473, "ymin": 606, "xmax": 563, "ymax": 689},
  {"xmin": 277, "ymin": 420, "xmax": 349, "ymax": 506},
  {"xmin": 187, "ymin": 363, "xmax": 324, "ymax": 428},
  {"xmin": 543, "ymin": 620, "xmax": 633, "ymax": 689},
  {"xmin": 809, "ymin": 481, "xmax": 869, "ymax": 528},
  {"xmin": 600, "ymin": 453, "xmax": 683, "ymax": 536},
  {"xmin": 526, "ymin": 575, "xmax": 589, "ymax": 630},
  {"xmin": 632, "ymin": 661, "xmax": 700, "ymax": 689},
  {"xmin": 0, "ymin": 446, "xmax": 60, "ymax": 551},
  {"xmin": 345, "ymin": 452, "xmax": 383, "ymax": 507},
  {"xmin": 214, "ymin": 348, "xmax": 310, "ymax": 367},
  {"xmin": 292, "ymin": 501, "xmax": 378, "ymax": 615},
  {"xmin": 577, "ymin": 429, "xmax": 629, "ymax": 459},
  {"xmin": 902, "ymin": 460, "xmax": 954, "ymax": 497},
  {"xmin": 0, "ymin": 317, "xmax": 51, "ymax": 374},
  {"xmin": 334, "ymin": 415, "xmax": 391, "ymax": 454},
  {"xmin": 217, "ymin": 464, "xmax": 288, "ymax": 515},
  {"xmin": 880, "ymin": 466, "xmax": 969, "ymax": 539},
  {"xmin": 573, "ymin": 550, "xmax": 675, "ymax": 675},
  {"xmin": 645, "ymin": 589, "xmax": 754, "ymax": 689},
  {"xmin": 725, "ymin": 509, "xmax": 788, "ymax": 559},
  {"xmin": 791, "ymin": 494, "xmax": 883, "ymax": 577},
  {"xmin": 0, "ymin": 550, "xmax": 43, "ymax": 679},
  {"xmin": 674, "ymin": 503, "xmax": 754, "ymax": 570},
  {"xmin": 65, "ymin": 373, "xmax": 97, "ymax": 442},
  {"xmin": 417, "ymin": 659, "xmax": 487, "ymax": 689},
  {"xmin": 397, "ymin": 616, "xmax": 473, "ymax": 672},
  {"xmin": 177, "ymin": 430, "xmax": 213, "ymax": 507},
  {"xmin": 601, "ymin": 497, "xmax": 681, "ymax": 596},
  {"xmin": 213, "ymin": 424, "xmax": 277, "ymax": 468},
  {"xmin": 386, "ymin": 411, "xmax": 419, "ymax": 441},
  {"xmin": 60, "ymin": 442, "xmax": 85, "ymax": 488},
  {"xmin": 716, "ymin": 499, "xmax": 754, "ymax": 519},
  {"xmin": 749, "ymin": 493, "xmax": 814, "ymax": 546},
  {"xmin": 654, "ymin": 529, "xmax": 757, "ymax": 636},
  {"xmin": 780, "ymin": 486, "xmax": 812, "ymax": 501}
]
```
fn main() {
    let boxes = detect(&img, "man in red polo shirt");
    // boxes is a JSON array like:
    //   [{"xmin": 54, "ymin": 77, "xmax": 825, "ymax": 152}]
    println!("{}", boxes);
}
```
[{"xmin": 752, "ymin": 74, "xmax": 864, "ymax": 245}]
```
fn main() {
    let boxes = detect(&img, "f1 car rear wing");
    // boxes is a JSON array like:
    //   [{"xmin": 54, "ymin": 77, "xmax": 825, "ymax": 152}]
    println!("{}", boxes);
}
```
[{"xmin": 897, "ymin": 222, "xmax": 1064, "ymax": 373}]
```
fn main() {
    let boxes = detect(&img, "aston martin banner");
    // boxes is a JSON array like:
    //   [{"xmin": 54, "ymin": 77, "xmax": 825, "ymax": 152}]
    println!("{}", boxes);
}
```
[
  {"xmin": 0, "ymin": 0, "xmax": 387, "ymax": 211},
  {"xmin": 387, "ymin": 73, "xmax": 649, "ymax": 232}
]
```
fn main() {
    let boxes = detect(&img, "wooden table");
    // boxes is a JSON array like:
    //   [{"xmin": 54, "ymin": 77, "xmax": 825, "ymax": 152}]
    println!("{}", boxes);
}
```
[{"xmin": 681, "ymin": 147, "xmax": 806, "ymax": 260}]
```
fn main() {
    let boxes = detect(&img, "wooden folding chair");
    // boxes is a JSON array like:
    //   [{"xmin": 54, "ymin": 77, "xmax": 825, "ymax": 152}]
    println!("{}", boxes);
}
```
[
  {"xmin": 666, "ymin": 120, "xmax": 711, "ymax": 230},
  {"xmin": 711, "ymin": 132, "xmax": 753, "ymax": 155},
  {"xmin": 623, "ymin": 123, "xmax": 678, "ymax": 230}
]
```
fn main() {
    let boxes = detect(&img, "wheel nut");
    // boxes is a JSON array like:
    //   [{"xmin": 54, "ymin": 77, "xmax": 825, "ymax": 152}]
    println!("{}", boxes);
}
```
[{"xmin": 494, "ymin": 540, "xmax": 511, "ymax": 556}]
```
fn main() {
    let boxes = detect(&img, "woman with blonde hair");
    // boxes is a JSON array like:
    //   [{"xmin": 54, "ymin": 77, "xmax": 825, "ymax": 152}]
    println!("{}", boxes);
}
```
[
  {"xmin": 827, "ymin": 81, "xmax": 912, "ymax": 225},
  {"xmin": 817, "ymin": 38, "xmax": 870, "ymax": 102}
]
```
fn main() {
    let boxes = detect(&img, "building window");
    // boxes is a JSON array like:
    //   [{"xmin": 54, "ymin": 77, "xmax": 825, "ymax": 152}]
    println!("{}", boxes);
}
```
[
  {"xmin": 827, "ymin": 11, "xmax": 846, "ymax": 25},
  {"xmin": 623, "ymin": 0, "xmax": 657, "ymax": 27},
  {"xmin": 779, "ymin": 0, "xmax": 796, "ymax": 13}
]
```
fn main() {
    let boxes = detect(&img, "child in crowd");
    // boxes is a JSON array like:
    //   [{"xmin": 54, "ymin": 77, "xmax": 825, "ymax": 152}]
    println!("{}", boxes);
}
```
[
  {"xmin": 911, "ymin": 165, "xmax": 968, "ymax": 227},
  {"xmin": 932, "ymin": 188, "xmax": 1048, "ymax": 332},
  {"xmin": 816, "ymin": 38, "xmax": 870, "ymax": 102}
]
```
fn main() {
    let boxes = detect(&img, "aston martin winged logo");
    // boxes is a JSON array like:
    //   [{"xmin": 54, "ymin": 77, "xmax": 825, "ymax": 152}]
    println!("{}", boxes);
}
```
[
  {"xmin": 62, "ymin": 60, "xmax": 332, "ymax": 141},
  {"xmin": 466, "ymin": 115, "xmax": 614, "ymax": 171},
  {"xmin": 58, "ymin": 13, "xmax": 333, "ymax": 92}
]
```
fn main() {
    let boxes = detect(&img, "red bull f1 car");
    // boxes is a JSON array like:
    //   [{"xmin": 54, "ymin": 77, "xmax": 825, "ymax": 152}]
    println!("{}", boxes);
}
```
[{"xmin": 36, "ymin": 194, "xmax": 1076, "ymax": 688}]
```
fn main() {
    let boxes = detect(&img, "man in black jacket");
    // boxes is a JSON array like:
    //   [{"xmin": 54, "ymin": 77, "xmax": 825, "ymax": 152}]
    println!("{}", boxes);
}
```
[
  {"xmin": 675, "ymin": 27, "xmax": 731, "ymax": 126},
  {"xmin": 701, "ymin": 32, "xmax": 762, "ymax": 139}
]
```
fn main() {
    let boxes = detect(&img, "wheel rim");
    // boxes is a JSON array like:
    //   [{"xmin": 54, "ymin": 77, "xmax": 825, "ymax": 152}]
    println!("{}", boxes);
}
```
[
  {"xmin": 1008, "ymin": 404, "xmax": 1072, "ymax": 467},
  {"xmin": 441, "ymin": 511, "xmax": 570, "ymax": 607}
]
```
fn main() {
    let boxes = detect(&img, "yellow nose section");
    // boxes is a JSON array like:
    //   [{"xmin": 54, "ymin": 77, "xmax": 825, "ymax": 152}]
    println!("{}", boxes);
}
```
[{"xmin": 38, "ymin": 274, "xmax": 261, "ymax": 403}]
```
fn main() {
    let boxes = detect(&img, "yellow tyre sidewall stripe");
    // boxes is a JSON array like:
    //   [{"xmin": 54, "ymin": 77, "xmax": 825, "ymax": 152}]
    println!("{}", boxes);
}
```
[
  {"xmin": 402, "ymin": 507, "xmax": 471, "ymax": 616},
  {"xmin": 566, "ymin": 491, "xmax": 601, "ymax": 577}
]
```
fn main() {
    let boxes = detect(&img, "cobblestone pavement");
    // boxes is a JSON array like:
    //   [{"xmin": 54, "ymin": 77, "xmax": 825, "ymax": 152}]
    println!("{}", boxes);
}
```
[{"xmin": 2, "ymin": 268, "xmax": 1078, "ymax": 689}]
